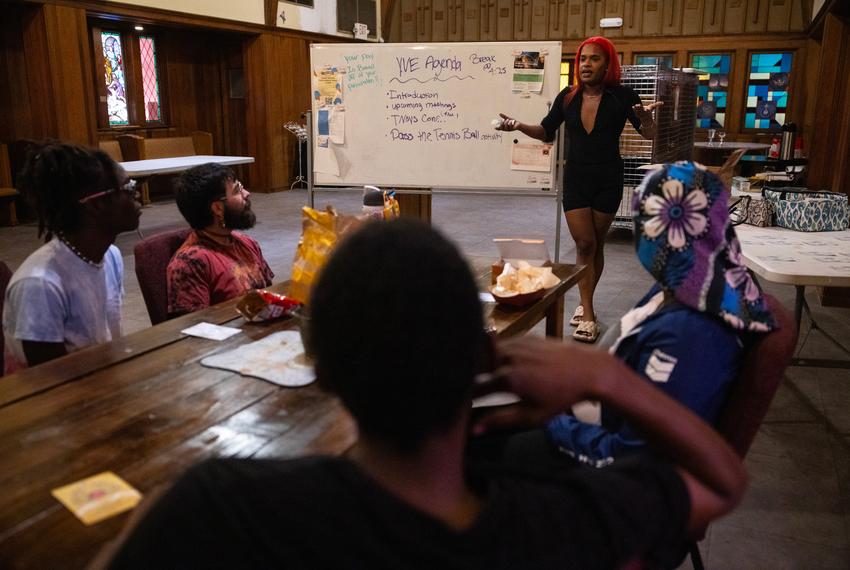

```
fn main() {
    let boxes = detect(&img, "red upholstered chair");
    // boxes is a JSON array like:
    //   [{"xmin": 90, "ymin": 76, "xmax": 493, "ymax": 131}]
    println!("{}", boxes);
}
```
[
  {"xmin": 134, "ymin": 229, "xmax": 191, "ymax": 326},
  {"xmin": 0, "ymin": 261, "xmax": 13, "ymax": 376},
  {"xmin": 689, "ymin": 293, "xmax": 798, "ymax": 570}
]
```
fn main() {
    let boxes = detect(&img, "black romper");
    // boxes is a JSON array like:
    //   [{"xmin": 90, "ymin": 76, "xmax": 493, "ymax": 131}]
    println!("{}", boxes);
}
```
[{"xmin": 541, "ymin": 85, "xmax": 643, "ymax": 214}]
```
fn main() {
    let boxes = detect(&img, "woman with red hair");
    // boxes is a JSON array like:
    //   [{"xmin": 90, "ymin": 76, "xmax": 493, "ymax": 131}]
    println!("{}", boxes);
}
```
[{"xmin": 499, "ymin": 37, "xmax": 661, "ymax": 343}]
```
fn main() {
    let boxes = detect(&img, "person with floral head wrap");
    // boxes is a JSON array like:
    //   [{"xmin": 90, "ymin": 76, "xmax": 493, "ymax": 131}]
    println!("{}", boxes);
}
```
[
  {"xmin": 546, "ymin": 162, "xmax": 776, "ymax": 467},
  {"xmin": 497, "ymin": 37, "xmax": 663, "ymax": 343}
]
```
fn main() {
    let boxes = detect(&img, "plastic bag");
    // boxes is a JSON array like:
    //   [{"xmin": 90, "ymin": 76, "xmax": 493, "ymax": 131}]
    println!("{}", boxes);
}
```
[{"xmin": 288, "ymin": 206, "xmax": 364, "ymax": 304}]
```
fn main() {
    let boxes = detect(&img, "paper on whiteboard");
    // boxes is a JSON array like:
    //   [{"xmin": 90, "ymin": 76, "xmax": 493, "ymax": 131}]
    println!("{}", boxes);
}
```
[
  {"xmin": 512, "ymin": 51, "xmax": 545, "ymax": 93},
  {"xmin": 317, "ymin": 108, "xmax": 330, "ymax": 148},
  {"xmin": 330, "ymin": 106, "xmax": 345, "ymax": 144},
  {"xmin": 315, "ymin": 145, "xmax": 340, "ymax": 176},
  {"xmin": 510, "ymin": 142, "xmax": 553, "ymax": 172},
  {"xmin": 316, "ymin": 67, "xmax": 342, "ymax": 106}
]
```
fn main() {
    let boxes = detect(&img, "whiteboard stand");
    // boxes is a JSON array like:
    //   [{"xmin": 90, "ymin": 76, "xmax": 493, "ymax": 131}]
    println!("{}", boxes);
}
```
[{"xmin": 307, "ymin": 110, "xmax": 314, "ymax": 209}]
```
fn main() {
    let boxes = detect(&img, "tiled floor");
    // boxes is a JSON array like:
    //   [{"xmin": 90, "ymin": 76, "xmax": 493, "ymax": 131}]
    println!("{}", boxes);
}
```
[{"xmin": 2, "ymin": 189, "xmax": 849, "ymax": 569}]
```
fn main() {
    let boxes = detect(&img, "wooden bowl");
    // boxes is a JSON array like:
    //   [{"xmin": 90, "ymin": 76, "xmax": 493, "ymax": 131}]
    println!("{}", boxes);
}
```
[{"xmin": 489, "ymin": 285, "xmax": 546, "ymax": 307}]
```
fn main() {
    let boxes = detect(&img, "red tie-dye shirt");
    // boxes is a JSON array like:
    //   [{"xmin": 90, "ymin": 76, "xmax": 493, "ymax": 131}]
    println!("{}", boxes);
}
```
[{"xmin": 166, "ymin": 230, "xmax": 273, "ymax": 317}]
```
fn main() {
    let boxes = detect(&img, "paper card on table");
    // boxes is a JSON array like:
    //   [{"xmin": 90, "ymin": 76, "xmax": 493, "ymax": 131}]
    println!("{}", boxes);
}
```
[
  {"xmin": 329, "ymin": 106, "xmax": 345, "ymax": 144},
  {"xmin": 181, "ymin": 322, "xmax": 241, "ymax": 341},
  {"xmin": 52, "ymin": 472, "xmax": 142, "ymax": 526},
  {"xmin": 510, "ymin": 142, "xmax": 553, "ymax": 172}
]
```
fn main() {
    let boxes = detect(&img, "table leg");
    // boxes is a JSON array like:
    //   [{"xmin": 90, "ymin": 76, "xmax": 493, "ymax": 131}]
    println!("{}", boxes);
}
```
[
  {"xmin": 790, "ymin": 284, "xmax": 850, "ymax": 369},
  {"xmin": 794, "ymin": 285, "xmax": 804, "ymax": 332},
  {"xmin": 545, "ymin": 295, "xmax": 565, "ymax": 339}
]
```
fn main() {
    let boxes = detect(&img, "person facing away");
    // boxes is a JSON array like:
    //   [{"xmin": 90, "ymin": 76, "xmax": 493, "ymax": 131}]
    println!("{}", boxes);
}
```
[
  {"xmin": 166, "ymin": 163, "xmax": 272, "ymax": 318},
  {"xmin": 498, "ymin": 36, "xmax": 662, "ymax": 344},
  {"xmin": 102, "ymin": 220, "xmax": 746, "ymax": 570},
  {"xmin": 548, "ymin": 162, "xmax": 777, "ymax": 467},
  {"xmin": 2, "ymin": 141, "xmax": 141, "ymax": 374}
]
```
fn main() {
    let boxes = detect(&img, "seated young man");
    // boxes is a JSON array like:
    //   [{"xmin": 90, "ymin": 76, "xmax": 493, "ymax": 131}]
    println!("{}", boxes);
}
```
[
  {"xmin": 548, "ymin": 163, "xmax": 777, "ymax": 467},
  {"xmin": 103, "ymin": 220, "xmax": 746, "ymax": 570},
  {"xmin": 3, "ymin": 141, "xmax": 141, "ymax": 374},
  {"xmin": 167, "ymin": 163, "xmax": 273, "ymax": 317}
]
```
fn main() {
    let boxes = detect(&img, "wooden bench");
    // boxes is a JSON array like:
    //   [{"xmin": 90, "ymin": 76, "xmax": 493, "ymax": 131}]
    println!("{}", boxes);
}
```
[
  {"xmin": 116, "ymin": 131, "xmax": 214, "ymax": 203},
  {"xmin": 0, "ymin": 143, "xmax": 19, "ymax": 226},
  {"xmin": 98, "ymin": 139, "xmax": 123, "ymax": 163}
]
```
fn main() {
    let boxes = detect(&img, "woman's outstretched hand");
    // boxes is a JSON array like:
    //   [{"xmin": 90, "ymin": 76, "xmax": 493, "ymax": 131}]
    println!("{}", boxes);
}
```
[
  {"xmin": 632, "ymin": 101, "xmax": 663, "ymax": 124},
  {"xmin": 495, "ymin": 113, "xmax": 519, "ymax": 131}
]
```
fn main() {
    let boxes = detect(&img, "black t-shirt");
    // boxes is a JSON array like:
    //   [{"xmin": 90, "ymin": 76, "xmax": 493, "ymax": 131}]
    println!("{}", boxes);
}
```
[
  {"xmin": 108, "ymin": 455, "xmax": 689, "ymax": 570},
  {"xmin": 541, "ymin": 85, "xmax": 643, "ymax": 166}
]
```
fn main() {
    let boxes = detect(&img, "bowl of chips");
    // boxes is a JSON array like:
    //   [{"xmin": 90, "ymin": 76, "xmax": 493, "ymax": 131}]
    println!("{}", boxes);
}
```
[{"xmin": 489, "ymin": 261, "xmax": 560, "ymax": 307}]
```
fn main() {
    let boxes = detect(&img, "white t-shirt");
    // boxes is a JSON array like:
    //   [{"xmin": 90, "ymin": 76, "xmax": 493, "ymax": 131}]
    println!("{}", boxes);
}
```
[{"xmin": 3, "ymin": 239, "xmax": 124, "ymax": 374}]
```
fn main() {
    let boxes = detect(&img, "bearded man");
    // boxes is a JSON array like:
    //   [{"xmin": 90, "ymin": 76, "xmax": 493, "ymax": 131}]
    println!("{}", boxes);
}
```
[{"xmin": 166, "ymin": 163, "xmax": 273, "ymax": 317}]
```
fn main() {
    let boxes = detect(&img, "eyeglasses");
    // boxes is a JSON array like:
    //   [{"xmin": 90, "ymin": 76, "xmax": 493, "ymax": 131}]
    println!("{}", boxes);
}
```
[
  {"xmin": 218, "ymin": 181, "xmax": 248, "ymax": 202},
  {"xmin": 78, "ymin": 180, "xmax": 137, "ymax": 204}
]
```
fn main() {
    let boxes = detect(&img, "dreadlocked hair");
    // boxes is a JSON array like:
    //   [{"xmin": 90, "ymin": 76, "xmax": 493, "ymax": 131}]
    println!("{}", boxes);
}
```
[{"xmin": 16, "ymin": 140, "xmax": 119, "ymax": 242}]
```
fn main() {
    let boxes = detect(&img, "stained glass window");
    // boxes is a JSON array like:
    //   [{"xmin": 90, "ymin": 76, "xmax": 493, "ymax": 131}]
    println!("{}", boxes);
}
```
[
  {"xmin": 745, "ymin": 52, "xmax": 792, "ymax": 130},
  {"xmin": 635, "ymin": 54, "xmax": 674, "ymax": 67},
  {"xmin": 139, "ymin": 36, "xmax": 162, "ymax": 122},
  {"xmin": 101, "ymin": 31, "xmax": 128, "ymax": 126},
  {"xmin": 560, "ymin": 60, "xmax": 573, "ymax": 91},
  {"xmin": 691, "ymin": 53, "xmax": 731, "ymax": 129}
]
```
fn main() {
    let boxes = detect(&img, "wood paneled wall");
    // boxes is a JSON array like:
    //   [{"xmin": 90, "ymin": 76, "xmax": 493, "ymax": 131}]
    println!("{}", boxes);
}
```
[
  {"xmin": 388, "ymin": 0, "xmax": 809, "ymax": 42},
  {"xmin": 0, "ymin": 4, "xmax": 99, "ymax": 145},
  {"xmin": 95, "ymin": 30, "xmax": 248, "ymax": 154},
  {"xmin": 0, "ymin": 1, "xmax": 320, "ymax": 193},
  {"xmin": 244, "ymin": 33, "xmax": 313, "ymax": 193},
  {"xmin": 807, "ymin": 12, "xmax": 850, "ymax": 194},
  {"xmin": 0, "ymin": 4, "xmax": 35, "ymax": 143}
]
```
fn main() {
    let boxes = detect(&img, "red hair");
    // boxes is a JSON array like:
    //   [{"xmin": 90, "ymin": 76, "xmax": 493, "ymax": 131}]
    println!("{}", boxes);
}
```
[{"xmin": 565, "ymin": 36, "xmax": 621, "ymax": 107}]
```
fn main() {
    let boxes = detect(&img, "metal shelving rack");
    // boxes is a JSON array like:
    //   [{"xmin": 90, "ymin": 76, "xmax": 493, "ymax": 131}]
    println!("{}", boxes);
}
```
[{"xmin": 615, "ymin": 65, "xmax": 699, "ymax": 229}]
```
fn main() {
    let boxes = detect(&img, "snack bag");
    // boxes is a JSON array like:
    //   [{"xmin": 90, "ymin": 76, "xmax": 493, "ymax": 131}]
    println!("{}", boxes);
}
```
[
  {"xmin": 289, "ymin": 206, "xmax": 364, "ymax": 304},
  {"xmin": 236, "ymin": 289, "xmax": 301, "ymax": 321},
  {"xmin": 383, "ymin": 192, "xmax": 400, "ymax": 220}
]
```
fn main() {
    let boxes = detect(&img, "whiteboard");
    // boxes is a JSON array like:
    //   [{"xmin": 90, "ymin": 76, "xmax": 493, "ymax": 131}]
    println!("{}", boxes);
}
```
[{"xmin": 310, "ymin": 42, "xmax": 562, "ymax": 191}]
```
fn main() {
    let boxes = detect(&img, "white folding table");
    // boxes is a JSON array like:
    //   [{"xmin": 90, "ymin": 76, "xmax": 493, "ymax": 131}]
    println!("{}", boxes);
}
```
[
  {"xmin": 120, "ymin": 155, "xmax": 255, "ymax": 178},
  {"xmin": 735, "ymin": 225, "xmax": 850, "ymax": 368}
]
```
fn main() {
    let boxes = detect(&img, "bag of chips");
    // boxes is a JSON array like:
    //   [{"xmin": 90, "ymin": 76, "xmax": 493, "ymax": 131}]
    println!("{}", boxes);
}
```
[{"xmin": 288, "ymin": 206, "xmax": 364, "ymax": 304}]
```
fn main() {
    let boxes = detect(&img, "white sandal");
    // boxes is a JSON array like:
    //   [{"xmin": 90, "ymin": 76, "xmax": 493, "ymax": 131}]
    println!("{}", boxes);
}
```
[
  {"xmin": 569, "ymin": 305, "xmax": 584, "ymax": 326},
  {"xmin": 573, "ymin": 320, "xmax": 599, "ymax": 343}
]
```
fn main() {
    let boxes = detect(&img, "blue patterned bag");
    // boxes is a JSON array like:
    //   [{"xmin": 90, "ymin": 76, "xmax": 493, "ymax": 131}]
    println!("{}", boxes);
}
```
[{"xmin": 763, "ymin": 187, "xmax": 849, "ymax": 232}]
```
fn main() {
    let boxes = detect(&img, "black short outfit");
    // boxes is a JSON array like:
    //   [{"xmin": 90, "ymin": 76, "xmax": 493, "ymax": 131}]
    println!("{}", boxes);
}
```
[
  {"xmin": 541, "ymin": 85, "xmax": 643, "ymax": 214},
  {"xmin": 109, "ymin": 454, "xmax": 690, "ymax": 569}
]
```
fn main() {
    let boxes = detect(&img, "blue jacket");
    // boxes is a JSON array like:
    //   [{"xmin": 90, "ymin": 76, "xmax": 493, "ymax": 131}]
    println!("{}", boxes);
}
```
[{"xmin": 547, "ymin": 288, "xmax": 744, "ymax": 467}]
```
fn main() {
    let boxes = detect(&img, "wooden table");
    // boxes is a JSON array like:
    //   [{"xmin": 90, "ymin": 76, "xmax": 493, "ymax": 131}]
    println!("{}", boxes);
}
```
[
  {"xmin": 736, "ymin": 225, "xmax": 850, "ymax": 369},
  {"xmin": 0, "ymin": 263, "xmax": 584, "ymax": 568}
]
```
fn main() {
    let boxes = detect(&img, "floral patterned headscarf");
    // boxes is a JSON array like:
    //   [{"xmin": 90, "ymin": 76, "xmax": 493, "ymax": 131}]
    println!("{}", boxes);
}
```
[{"xmin": 632, "ymin": 162, "xmax": 776, "ymax": 332}]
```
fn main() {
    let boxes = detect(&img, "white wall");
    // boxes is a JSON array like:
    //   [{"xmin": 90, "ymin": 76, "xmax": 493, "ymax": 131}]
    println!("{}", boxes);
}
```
[
  {"xmin": 812, "ymin": 0, "xmax": 827, "ymax": 21},
  {"xmin": 105, "ymin": 0, "xmax": 265, "ymax": 24},
  {"xmin": 277, "ymin": 0, "xmax": 380, "ymax": 41}
]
